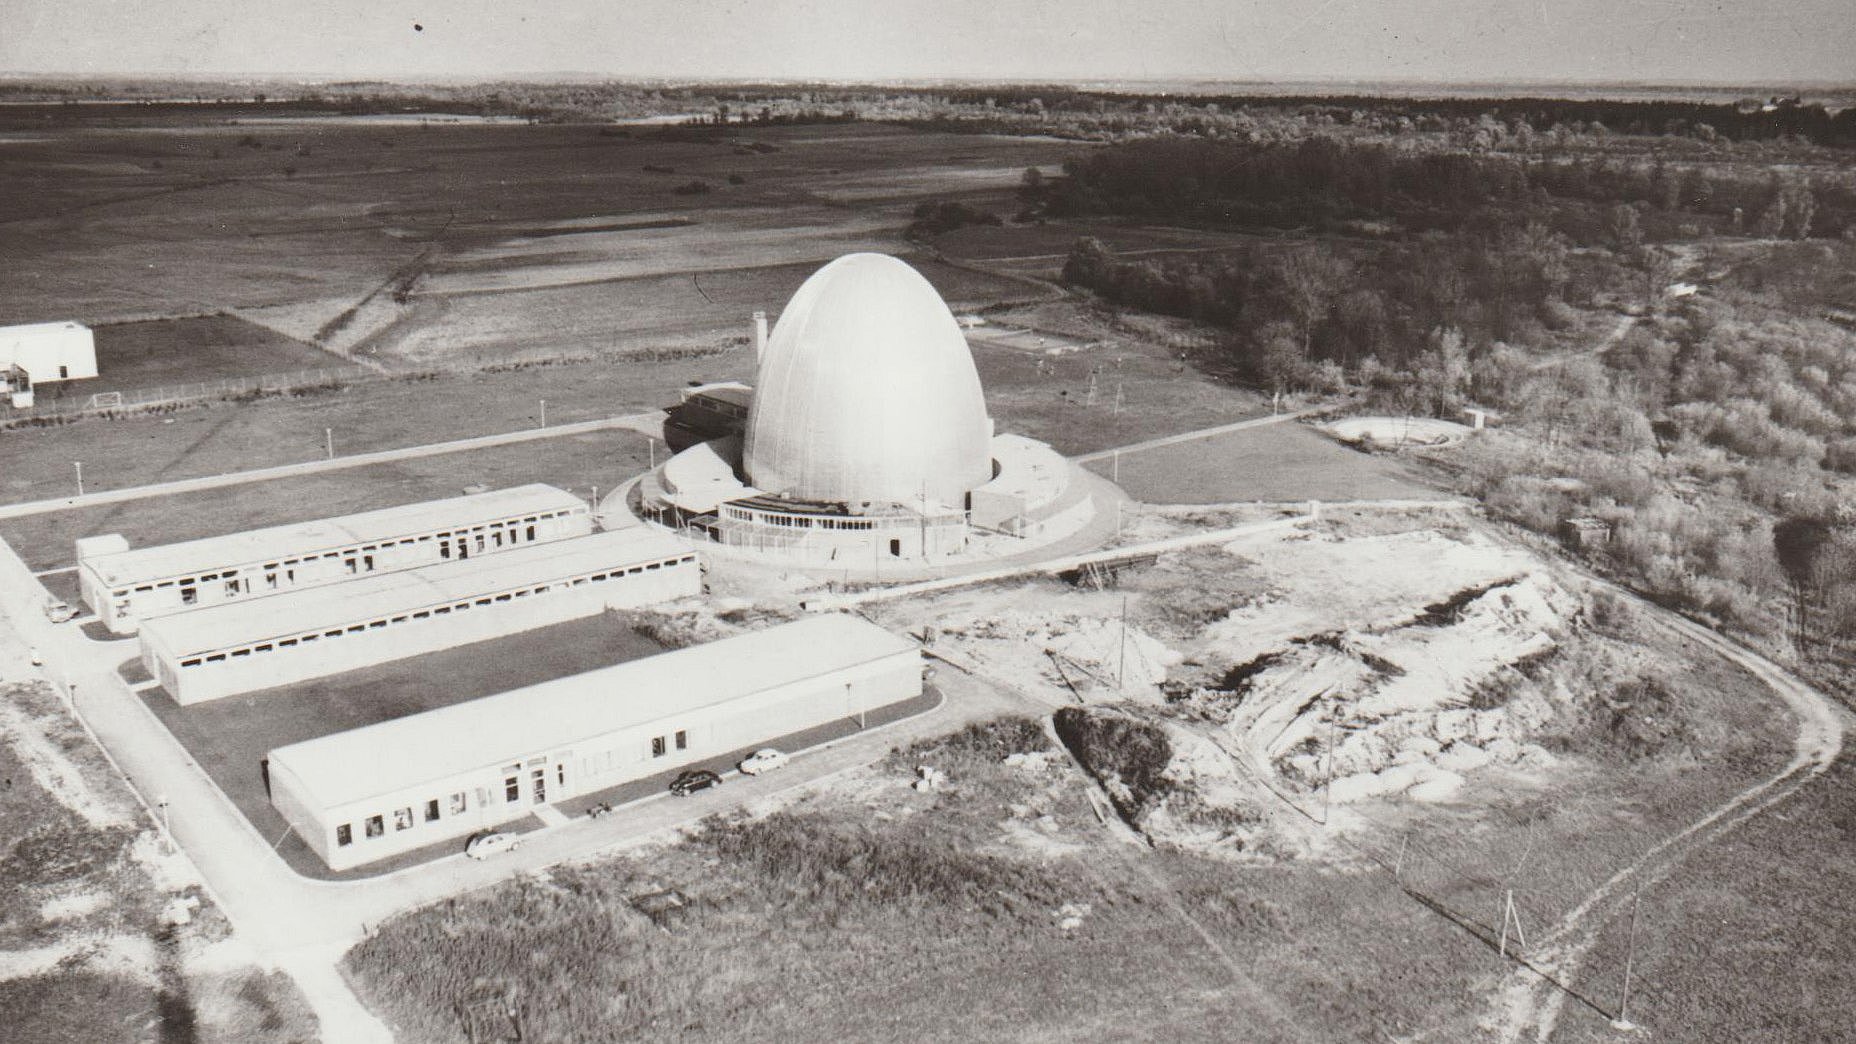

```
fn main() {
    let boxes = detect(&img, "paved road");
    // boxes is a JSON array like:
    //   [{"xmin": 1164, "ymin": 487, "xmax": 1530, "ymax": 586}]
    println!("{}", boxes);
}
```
[{"xmin": 0, "ymin": 410, "xmax": 667, "ymax": 521}]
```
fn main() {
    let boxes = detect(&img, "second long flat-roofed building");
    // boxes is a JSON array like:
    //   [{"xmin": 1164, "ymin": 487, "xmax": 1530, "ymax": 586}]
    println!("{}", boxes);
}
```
[
  {"xmin": 78, "ymin": 484, "xmax": 592, "ymax": 633},
  {"xmin": 141, "ymin": 527, "xmax": 700, "ymax": 704}
]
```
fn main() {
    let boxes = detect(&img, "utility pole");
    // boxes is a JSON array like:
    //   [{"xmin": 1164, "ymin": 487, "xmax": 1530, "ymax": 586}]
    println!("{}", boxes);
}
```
[
  {"xmin": 325, "ymin": 427, "xmax": 334, "ymax": 460},
  {"xmin": 1612, "ymin": 888, "xmax": 1643, "ymax": 1031},
  {"xmin": 648, "ymin": 437, "xmax": 657, "ymax": 471},
  {"xmin": 73, "ymin": 461, "xmax": 83, "ymax": 497},
  {"xmin": 590, "ymin": 485, "xmax": 599, "ymax": 513},
  {"xmin": 1112, "ymin": 448, "xmax": 1120, "ymax": 485},
  {"xmin": 1322, "ymin": 709, "xmax": 1336, "ymax": 824},
  {"xmin": 157, "ymin": 796, "xmax": 172, "ymax": 855},
  {"xmin": 1498, "ymin": 889, "xmax": 1528, "ymax": 959},
  {"xmin": 539, "ymin": 399, "xmax": 547, "ymax": 428},
  {"xmin": 1116, "ymin": 594, "xmax": 1129, "ymax": 693}
]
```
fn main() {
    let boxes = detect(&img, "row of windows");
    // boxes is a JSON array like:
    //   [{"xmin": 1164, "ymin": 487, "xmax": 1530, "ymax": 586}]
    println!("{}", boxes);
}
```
[
  {"xmin": 174, "ymin": 554, "xmax": 697, "ymax": 667},
  {"xmin": 723, "ymin": 508, "xmax": 877, "ymax": 531},
  {"xmin": 107, "ymin": 507, "xmax": 584, "ymax": 598},
  {"xmin": 329, "ymin": 726, "xmax": 698, "ymax": 848}
]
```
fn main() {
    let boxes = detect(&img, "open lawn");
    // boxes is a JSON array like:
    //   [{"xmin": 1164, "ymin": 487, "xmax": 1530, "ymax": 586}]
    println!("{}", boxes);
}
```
[
  {"xmin": 1087, "ymin": 421, "xmax": 1451, "ymax": 503},
  {"xmin": 0, "ymin": 427, "xmax": 652, "ymax": 571},
  {"xmin": 0, "ymin": 349, "xmax": 707, "ymax": 508}
]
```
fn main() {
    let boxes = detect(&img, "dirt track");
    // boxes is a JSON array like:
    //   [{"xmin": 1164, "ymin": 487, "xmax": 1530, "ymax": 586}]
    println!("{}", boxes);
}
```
[{"xmin": 1486, "ymin": 600, "xmax": 1845, "ymax": 1042}]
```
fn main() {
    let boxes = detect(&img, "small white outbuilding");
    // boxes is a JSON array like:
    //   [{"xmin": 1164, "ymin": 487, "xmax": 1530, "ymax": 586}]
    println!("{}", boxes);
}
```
[{"xmin": 0, "ymin": 321, "xmax": 98, "ymax": 385}]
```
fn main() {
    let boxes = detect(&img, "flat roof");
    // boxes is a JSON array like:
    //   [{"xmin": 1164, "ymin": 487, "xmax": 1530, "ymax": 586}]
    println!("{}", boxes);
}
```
[
  {"xmin": 0, "ymin": 320, "xmax": 88, "ymax": 337},
  {"xmin": 142, "ymin": 526, "xmax": 690, "ymax": 656},
  {"xmin": 681, "ymin": 381, "xmax": 753, "ymax": 408},
  {"xmin": 86, "ymin": 484, "xmax": 586, "ymax": 587},
  {"xmin": 268, "ymin": 614, "xmax": 919, "ymax": 810}
]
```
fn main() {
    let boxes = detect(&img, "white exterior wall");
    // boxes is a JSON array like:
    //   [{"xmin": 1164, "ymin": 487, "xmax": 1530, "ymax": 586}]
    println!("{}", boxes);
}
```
[
  {"xmin": 274, "ymin": 647, "xmax": 922, "ymax": 871},
  {"xmin": 82, "ymin": 504, "xmax": 591, "ymax": 634},
  {"xmin": 0, "ymin": 323, "xmax": 97, "ymax": 384},
  {"xmin": 147, "ymin": 556, "xmax": 699, "ymax": 705}
]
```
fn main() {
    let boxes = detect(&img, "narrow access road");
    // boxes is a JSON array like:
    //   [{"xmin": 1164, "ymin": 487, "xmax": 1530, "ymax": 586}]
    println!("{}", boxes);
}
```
[
  {"xmin": 0, "ymin": 410, "xmax": 667, "ymax": 521},
  {"xmin": 1071, "ymin": 408, "xmax": 1322, "ymax": 464},
  {"xmin": 1487, "ymin": 596, "xmax": 1844, "ymax": 1043}
]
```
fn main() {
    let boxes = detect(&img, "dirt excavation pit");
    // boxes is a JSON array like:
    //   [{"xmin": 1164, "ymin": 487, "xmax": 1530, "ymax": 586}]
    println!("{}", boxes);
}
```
[{"xmin": 893, "ymin": 520, "xmax": 1601, "ymax": 857}]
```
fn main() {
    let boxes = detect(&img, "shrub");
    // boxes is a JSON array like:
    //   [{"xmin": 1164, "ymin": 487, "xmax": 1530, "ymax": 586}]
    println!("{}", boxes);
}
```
[{"xmin": 1052, "ymin": 706, "xmax": 1174, "ymax": 817}]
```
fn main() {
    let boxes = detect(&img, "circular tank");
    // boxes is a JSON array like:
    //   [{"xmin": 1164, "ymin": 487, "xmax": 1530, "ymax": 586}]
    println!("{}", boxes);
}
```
[{"xmin": 743, "ymin": 254, "xmax": 992, "ymax": 506}]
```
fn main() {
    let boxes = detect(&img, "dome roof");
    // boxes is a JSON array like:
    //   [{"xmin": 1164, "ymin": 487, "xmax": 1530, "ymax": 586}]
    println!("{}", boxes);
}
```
[{"xmin": 744, "ymin": 254, "xmax": 992, "ymax": 506}]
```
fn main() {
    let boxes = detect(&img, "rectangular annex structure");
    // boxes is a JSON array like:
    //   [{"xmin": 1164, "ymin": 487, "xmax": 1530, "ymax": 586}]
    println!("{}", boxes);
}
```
[
  {"xmin": 140, "ymin": 527, "xmax": 700, "ymax": 705},
  {"xmin": 266, "ymin": 614, "xmax": 922, "ymax": 871},
  {"xmin": 79, "ymin": 484, "xmax": 591, "ymax": 634}
]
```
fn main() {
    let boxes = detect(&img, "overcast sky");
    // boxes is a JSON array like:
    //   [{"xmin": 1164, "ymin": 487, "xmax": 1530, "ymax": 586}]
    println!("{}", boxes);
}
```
[{"xmin": 4, "ymin": 0, "xmax": 1851, "ymax": 84}]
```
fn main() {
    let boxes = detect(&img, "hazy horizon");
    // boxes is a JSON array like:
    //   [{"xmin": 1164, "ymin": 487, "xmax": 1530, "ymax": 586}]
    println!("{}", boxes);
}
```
[{"xmin": 4, "ymin": 0, "xmax": 1851, "ymax": 86}]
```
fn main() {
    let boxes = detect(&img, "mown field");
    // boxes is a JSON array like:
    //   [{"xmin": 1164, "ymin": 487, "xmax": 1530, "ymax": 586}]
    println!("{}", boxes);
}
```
[{"xmin": 0, "ymin": 118, "xmax": 1076, "ymax": 368}]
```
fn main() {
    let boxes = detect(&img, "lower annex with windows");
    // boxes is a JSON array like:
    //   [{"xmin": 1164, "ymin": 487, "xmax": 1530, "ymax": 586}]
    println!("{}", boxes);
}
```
[{"xmin": 263, "ymin": 614, "xmax": 924, "ymax": 871}]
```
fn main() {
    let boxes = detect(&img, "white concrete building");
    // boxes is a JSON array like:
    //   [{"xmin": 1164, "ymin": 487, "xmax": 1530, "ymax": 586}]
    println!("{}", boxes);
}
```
[
  {"xmin": 141, "ymin": 527, "xmax": 699, "ymax": 705},
  {"xmin": 0, "ymin": 320, "xmax": 98, "ymax": 385},
  {"xmin": 80, "ymin": 484, "xmax": 591, "ymax": 634},
  {"xmin": 266, "ymin": 614, "xmax": 923, "ymax": 871}
]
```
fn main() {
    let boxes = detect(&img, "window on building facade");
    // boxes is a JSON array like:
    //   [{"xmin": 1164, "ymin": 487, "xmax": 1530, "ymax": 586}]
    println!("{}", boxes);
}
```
[
  {"xmin": 365, "ymin": 815, "xmax": 384, "ymax": 839},
  {"xmin": 180, "ymin": 586, "xmax": 197, "ymax": 605},
  {"xmin": 336, "ymin": 824, "xmax": 352, "ymax": 847},
  {"xmin": 651, "ymin": 736, "xmax": 666, "ymax": 757},
  {"xmin": 394, "ymin": 807, "xmax": 413, "ymax": 831},
  {"xmin": 675, "ymin": 730, "xmax": 688, "ymax": 751},
  {"xmin": 450, "ymin": 792, "xmax": 467, "ymax": 815},
  {"xmin": 424, "ymin": 799, "xmax": 440, "ymax": 822}
]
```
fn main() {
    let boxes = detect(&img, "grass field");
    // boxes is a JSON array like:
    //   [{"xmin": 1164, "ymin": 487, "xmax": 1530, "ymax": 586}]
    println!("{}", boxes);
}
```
[
  {"xmin": 0, "ymin": 118, "xmax": 1078, "ymax": 359},
  {"xmin": 0, "ymin": 349, "xmax": 698, "ymax": 508},
  {"xmin": 1085, "ymin": 421, "xmax": 1451, "ymax": 503},
  {"xmin": 0, "ymin": 427, "xmax": 651, "ymax": 571}
]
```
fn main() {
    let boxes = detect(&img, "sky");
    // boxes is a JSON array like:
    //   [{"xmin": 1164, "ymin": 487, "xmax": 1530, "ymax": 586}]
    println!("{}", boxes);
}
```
[{"xmin": 3, "ymin": 0, "xmax": 1851, "ymax": 85}]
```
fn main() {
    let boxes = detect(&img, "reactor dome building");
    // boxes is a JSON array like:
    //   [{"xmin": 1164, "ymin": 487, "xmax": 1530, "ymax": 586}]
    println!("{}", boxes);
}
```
[
  {"xmin": 632, "ymin": 253, "xmax": 1106, "ymax": 572},
  {"xmin": 744, "ymin": 254, "xmax": 993, "ymax": 506}
]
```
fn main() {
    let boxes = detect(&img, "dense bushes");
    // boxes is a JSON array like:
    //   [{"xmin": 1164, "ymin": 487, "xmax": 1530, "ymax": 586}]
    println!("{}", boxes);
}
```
[{"xmin": 1052, "ymin": 707, "xmax": 1174, "ymax": 818}]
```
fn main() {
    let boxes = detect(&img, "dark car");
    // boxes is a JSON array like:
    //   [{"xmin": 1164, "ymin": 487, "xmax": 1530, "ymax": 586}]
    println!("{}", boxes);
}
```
[{"xmin": 669, "ymin": 769, "xmax": 723, "ymax": 796}]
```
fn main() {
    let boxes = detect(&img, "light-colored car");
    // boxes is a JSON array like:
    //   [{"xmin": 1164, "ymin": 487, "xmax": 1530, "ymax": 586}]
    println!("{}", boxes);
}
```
[
  {"xmin": 738, "ymin": 748, "xmax": 789, "ymax": 776},
  {"xmin": 43, "ymin": 600, "xmax": 77, "ymax": 623},
  {"xmin": 465, "ymin": 832, "xmax": 522, "ymax": 860}
]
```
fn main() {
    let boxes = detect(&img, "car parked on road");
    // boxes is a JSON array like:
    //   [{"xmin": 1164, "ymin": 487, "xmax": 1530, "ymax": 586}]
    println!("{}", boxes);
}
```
[
  {"xmin": 669, "ymin": 769, "xmax": 723, "ymax": 796},
  {"xmin": 738, "ymin": 748, "xmax": 789, "ymax": 775},
  {"xmin": 42, "ymin": 599, "xmax": 77, "ymax": 623},
  {"xmin": 465, "ymin": 832, "xmax": 522, "ymax": 859}
]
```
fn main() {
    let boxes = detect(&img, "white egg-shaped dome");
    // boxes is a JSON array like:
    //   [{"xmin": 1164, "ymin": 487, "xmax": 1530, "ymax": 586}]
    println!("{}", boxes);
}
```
[{"xmin": 744, "ymin": 254, "xmax": 992, "ymax": 506}]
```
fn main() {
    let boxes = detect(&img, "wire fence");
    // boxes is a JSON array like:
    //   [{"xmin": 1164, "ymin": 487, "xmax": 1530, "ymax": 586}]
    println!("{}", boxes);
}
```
[{"xmin": 5, "ymin": 364, "xmax": 381, "ymax": 425}]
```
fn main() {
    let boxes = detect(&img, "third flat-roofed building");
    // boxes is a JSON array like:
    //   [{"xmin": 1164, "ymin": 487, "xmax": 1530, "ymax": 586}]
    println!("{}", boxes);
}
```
[
  {"xmin": 140, "ymin": 527, "xmax": 700, "ymax": 705},
  {"xmin": 78, "ymin": 484, "xmax": 592, "ymax": 633}
]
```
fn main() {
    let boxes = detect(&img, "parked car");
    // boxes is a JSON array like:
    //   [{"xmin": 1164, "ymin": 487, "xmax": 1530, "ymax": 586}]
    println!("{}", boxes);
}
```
[
  {"xmin": 42, "ymin": 599, "xmax": 77, "ymax": 623},
  {"xmin": 738, "ymin": 748, "xmax": 789, "ymax": 776},
  {"xmin": 669, "ymin": 769, "xmax": 723, "ymax": 796},
  {"xmin": 465, "ymin": 832, "xmax": 522, "ymax": 860}
]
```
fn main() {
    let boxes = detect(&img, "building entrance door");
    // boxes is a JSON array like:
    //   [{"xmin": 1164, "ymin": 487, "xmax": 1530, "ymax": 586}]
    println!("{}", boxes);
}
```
[{"xmin": 529, "ymin": 766, "xmax": 547, "ymax": 804}]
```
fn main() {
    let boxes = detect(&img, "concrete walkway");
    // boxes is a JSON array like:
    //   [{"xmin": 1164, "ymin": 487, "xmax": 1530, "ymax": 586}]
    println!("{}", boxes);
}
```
[{"xmin": 0, "ymin": 410, "xmax": 667, "ymax": 521}]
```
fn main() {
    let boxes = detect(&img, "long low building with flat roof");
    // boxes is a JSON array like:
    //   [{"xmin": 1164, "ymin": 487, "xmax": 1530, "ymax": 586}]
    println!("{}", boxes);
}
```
[
  {"xmin": 141, "ymin": 527, "xmax": 699, "ymax": 705},
  {"xmin": 266, "ymin": 613, "xmax": 922, "ymax": 870},
  {"xmin": 79, "ymin": 484, "xmax": 592, "ymax": 634}
]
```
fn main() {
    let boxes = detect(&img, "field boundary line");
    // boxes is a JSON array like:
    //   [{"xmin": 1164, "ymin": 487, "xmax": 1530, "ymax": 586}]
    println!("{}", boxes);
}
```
[{"xmin": 0, "ymin": 411, "xmax": 664, "ymax": 521}]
